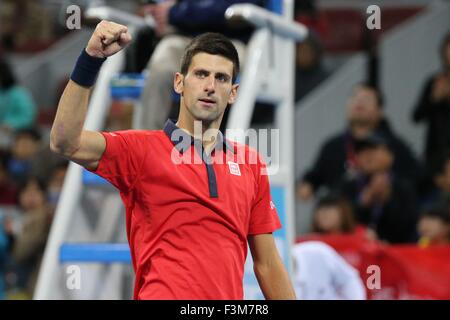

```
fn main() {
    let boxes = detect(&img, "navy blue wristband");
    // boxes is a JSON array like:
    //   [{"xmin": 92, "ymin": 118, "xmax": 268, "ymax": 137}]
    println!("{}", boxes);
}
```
[{"xmin": 70, "ymin": 49, "xmax": 106, "ymax": 87}]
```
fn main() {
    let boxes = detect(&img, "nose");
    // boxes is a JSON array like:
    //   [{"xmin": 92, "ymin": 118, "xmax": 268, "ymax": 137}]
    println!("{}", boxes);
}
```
[{"xmin": 204, "ymin": 75, "xmax": 215, "ymax": 94}]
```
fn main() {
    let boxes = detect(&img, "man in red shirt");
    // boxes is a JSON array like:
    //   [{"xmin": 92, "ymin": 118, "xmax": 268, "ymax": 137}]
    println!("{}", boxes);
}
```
[{"xmin": 50, "ymin": 20, "xmax": 295, "ymax": 300}]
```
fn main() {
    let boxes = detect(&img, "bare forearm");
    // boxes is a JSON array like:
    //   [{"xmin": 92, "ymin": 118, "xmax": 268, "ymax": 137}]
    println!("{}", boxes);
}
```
[
  {"xmin": 50, "ymin": 80, "xmax": 90, "ymax": 156},
  {"xmin": 254, "ymin": 259, "xmax": 296, "ymax": 300}
]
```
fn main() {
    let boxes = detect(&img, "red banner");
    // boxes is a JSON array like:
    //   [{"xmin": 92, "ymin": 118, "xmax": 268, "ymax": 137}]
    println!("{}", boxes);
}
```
[{"xmin": 296, "ymin": 233, "xmax": 450, "ymax": 299}]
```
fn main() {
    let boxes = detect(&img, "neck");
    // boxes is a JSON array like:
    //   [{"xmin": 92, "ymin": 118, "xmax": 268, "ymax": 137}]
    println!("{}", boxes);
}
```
[
  {"xmin": 350, "ymin": 123, "xmax": 374, "ymax": 139},
  {"xmin": 176, "ymin": 107, "xmax": 224, "ymax": 154}
]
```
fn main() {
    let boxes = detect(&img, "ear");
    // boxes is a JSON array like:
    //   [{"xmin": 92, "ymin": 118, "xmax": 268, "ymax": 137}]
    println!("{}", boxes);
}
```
[
  {"xmin": 174, "ymin": 72, "xmax": 184, "ymax": 95},
  {"xmin": 227, "ymin": 83, "xmax": 239, "ymax": 104}
]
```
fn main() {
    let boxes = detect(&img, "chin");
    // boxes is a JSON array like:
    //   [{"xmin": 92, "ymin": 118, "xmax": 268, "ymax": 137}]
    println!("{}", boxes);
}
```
[{"xmin": 192, "ymin": 109, "xmax": 221, "ymax": 122}]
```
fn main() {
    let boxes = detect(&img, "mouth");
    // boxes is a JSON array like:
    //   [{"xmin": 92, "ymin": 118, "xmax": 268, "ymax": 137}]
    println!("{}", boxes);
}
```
[{"xmin": 198, "ymin": 98, "xmax": 217, "ymax": 107}]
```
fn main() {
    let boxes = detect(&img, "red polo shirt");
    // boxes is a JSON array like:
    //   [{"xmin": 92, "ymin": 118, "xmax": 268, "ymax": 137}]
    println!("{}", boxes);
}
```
[{"xmin": 90, "ymin": 120, "xmax": 281, "ymax": 299}]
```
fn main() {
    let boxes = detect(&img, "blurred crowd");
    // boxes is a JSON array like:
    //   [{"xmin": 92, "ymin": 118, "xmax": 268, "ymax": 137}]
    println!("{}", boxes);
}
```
[
  {"xmin": 296, "ymin": 33, "xmax": 450, "ymax": 248},
  {"xmin": 0, "ymin": 58, "xmax": 68, "ymax": 299},
  {"xmin": 0, "ymin": 0, "xmax": 449, "ymax": 300}
]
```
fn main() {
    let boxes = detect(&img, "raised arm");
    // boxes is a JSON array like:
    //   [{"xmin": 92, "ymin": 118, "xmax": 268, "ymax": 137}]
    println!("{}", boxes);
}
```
[{"xmin": 50, "ymin": 20, "xmax": 132, "ymax": 170}]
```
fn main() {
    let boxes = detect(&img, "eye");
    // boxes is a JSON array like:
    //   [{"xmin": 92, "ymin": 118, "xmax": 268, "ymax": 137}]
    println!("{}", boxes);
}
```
[
  {"xmin": 195, "ymin": 70, "xmax": 208, "ymax": 78},
  {"xmin": 216, "ymin": 74, "xmax": 229, "ymax": 83}
]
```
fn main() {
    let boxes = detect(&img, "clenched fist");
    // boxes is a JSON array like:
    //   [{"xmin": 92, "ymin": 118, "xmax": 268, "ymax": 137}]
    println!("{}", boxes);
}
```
[{"xmin": 86, "ymin": 20, "xmax": 132, "ymax": 58}]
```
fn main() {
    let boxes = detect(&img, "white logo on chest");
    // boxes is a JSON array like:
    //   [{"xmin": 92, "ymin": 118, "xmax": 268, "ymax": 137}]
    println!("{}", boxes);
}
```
[{"xmin": 227, "ymin": 161, "xmax": 241, "ymax": 176}]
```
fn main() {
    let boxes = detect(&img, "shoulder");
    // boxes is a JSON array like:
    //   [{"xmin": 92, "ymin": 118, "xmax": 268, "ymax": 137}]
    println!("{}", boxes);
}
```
[
  {"xmin": 103, "ymin": 129, "xmax": 165, "ymax": 141},
  {"xmin": 101, "ymin": 129, "xmax": 168, "ymax": 154}
]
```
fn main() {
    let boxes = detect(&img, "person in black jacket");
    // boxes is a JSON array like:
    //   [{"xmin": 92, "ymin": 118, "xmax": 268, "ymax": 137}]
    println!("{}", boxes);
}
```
[
  {"xmin": 338, "ymin": 134, "xmax": 419, "ymax": 244},
  {"xmin": 412, "ymin": 32, "xmax": 450, "ymax": 176},
  {"xmin": 297, "ymin": 83, "xmax": 422, "ymax": 201}
]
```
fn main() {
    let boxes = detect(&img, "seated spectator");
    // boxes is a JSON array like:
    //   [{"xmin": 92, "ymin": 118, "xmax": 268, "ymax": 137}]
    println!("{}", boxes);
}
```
[
  {"xmin": 0, "ymin": 58, "xmax": 37, "ymax": 132},
  {"xmin": 297, "ymin": 83, "xmax": 422, "ymax": 201},
  {"xmin": 137, "ymin": 0, "xmax": 265, "ymax": 130},
  {"xmin": 311, "ymin": 194, "xmax": 355, "ymax": 234},
  {"xmin": 412, "ymin": 32, "xmax": 450, "ymax": 176},
  {"xmin": 6, "ymin": 128, "xmax": 41, "ymax": 185},
  {"xmin": 124, "ymin": 5, "xmax": 160, "ymax": 73},
  {"xmin": 339, "ymin": 134, "xmax": 419, "ymax": 244},
  {"xmin": 295, "ymin": 31, "xmax": 330, "ymax": 103},
  {"xmin": 417, "ymin": 202, "xmax": 450, "ymax": 247},
  {"xmin": 12, "ymin": 177, "xmax": 53, "ymax": 299}
]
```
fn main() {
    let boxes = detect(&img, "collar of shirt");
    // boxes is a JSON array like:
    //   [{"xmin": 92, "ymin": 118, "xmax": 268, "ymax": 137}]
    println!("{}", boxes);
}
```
[{"xmin": 163, "ymin": 119, "xmax": 235, "ymax": 156}]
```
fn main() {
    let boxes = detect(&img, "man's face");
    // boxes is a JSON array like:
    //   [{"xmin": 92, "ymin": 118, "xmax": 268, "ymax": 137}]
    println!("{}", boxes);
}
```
[
  {"xmin": 174, "ymin": 53, "xmax": 238, "ymax": 123},
  {"xmin": 346, "ymin": 86, "xmax": 382, "ymax": 126},
  {"xmin": 19, "ymin": 180, "xmax": 46, "ymax": 212},
  {"xmin": 356, "ymin": 146, "xmax": 393, "ymax": 174},
  {"xmin": 13, "ymin": 135, "xmax": 39, "ymax": 160}
]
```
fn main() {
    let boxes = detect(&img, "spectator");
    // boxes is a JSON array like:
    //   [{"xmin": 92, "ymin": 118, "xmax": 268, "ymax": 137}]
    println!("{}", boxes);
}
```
[
  {"xmin": 339, "ymin": 134, "xmax": 418, "ymax": 244},
  {"xmin": 417, "ymin": 202, "xmax": 450, "ymax": 247},
  {"xmin": 137, "ymin": 0, "xmax": 264, "ymax": 130},
  {"xmin": 412, "ymin": 32, "xmax": 450, "ymax": 176},
  {"xmin": 297, "ymin": 83, "xmax": 422, "ymax": 201},
  {"xmin": 6, "ymin": 129, "xmax": 41, "ymax": 186},
  {"xmin": 311, "ymin": 194, "xmax": 355, "ymax": 234},
  {"xmin": 124, "ymin": 4, "xmax": 160, "ymax": 73},
  {"xmin": 12, "ymin": 177, "xmax": 53, "ymax": 298},
  {"xmin": 0, "ymin": 58, "xmax": 37, "ymax": 148},
  {"xmin": 295, "ymin": 31, "xmax": 330, "ymax": 103}
]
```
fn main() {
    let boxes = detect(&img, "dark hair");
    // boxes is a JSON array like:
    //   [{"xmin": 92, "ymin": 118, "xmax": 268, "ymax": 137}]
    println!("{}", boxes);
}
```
[
  {"xmin": 0, "ymin": 58, "xmax": 17, "ymax": 89},
  {"xmin": 17, "ymin": 176, "xmax": 48, "ymax": 207},
  {"xmin": 421, "ymin": 202, "xmax": 450, "ymax": 224},
  {"xmin": 354, "ymin": 82, "xmax": 385, "ymax": 108},
  {"xmin": 353, "ymin": 133, "xmax": 391, "ymax": 154},
  {"xmin": 440, "ymin": 31, "xmax": 450, "ymax": 66},
  {"xmin": 312, "ymin": 193, "xmax": 356, "ymax": 233},
  {"xmin": 14, "ymin": 128, "xmax": 42, "ymax": 142},
  {"xmin": 180, "ymin": 33, "xmax": 240, "ymax": 83}
]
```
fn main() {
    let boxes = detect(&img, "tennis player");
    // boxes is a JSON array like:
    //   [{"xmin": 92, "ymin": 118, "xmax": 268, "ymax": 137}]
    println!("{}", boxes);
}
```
[{"xmin": 50, "ymin": 20, "xmax": 295, "ymax": 300}]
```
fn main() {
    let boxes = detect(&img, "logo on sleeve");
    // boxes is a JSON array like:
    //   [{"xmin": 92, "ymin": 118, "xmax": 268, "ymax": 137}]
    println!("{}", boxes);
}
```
[
  {"xmin": 228, "ymin": 161, "xmax": 241, "ymax": 176},
  {"xmin": 270, "ymin": 200, "xmax": 276, "ymax": 210}
]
